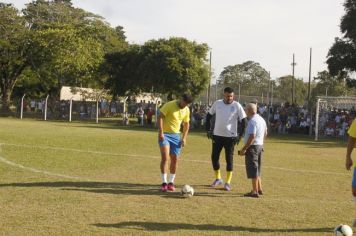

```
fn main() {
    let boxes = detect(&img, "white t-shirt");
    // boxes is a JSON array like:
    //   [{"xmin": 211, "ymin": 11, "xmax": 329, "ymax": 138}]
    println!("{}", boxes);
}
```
[
  {"xmin": 244, "ymin": 114, "xmax": 267, "ymax": 145},
  {"xmin": 209, "ymin": 100, "xmax": 246, "ymax": 137}
]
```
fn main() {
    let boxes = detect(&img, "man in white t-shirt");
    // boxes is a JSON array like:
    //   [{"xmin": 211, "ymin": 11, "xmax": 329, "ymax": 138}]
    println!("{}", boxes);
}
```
[{"xmin": 206, "ymin": 87, "xmax": 247, "ymax": 191}]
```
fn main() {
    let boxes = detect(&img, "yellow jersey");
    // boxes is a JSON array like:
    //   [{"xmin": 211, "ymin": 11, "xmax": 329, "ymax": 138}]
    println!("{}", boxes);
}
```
[
  {"xmin": 348, "ymin": 119, "xmax": 356, "ymax": 138},
  {"xmin": 160, "ymin": 100, "xmax": 190, "ymax": 133}
]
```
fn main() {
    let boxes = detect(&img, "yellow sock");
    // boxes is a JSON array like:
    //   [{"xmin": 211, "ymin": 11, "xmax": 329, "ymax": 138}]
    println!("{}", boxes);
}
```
[
  {"xmin": 214, "ymin": 170, "xmax": 221, "ymax": 180},
  {"xmin": 226, "ymin": 171, "xmax": 233, "ymax": 184}
]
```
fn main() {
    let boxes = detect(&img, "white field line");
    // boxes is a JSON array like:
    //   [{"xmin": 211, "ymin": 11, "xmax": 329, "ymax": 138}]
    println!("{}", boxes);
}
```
[
  {"xmin": 0, "ymin": 142, "xmax": 350, "ymax": 177},
  {"xmin": 0, "ymin": 155, "xmax": 92, "ymax": 181}
]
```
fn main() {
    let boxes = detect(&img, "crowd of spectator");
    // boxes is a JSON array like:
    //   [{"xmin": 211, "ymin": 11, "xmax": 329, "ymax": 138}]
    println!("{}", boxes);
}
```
[{"xmin": 318, "ymin": 109, "xmax": 355, "ymax": 139}]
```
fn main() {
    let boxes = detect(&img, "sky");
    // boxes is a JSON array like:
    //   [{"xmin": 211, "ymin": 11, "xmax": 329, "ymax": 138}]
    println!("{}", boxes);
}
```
[{"xmin": 8, "ymin": 0, "xmax": 345, "ymax": 82}]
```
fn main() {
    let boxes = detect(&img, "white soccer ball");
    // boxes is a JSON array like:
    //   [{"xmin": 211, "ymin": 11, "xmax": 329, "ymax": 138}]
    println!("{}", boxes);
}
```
[
  {"xmin": 181, "ymin": 184, "xmax": 194, "ymax": 198},
  {"xmin": 334, "ymin": 224, "xmax": 353, "ymax": 236}
]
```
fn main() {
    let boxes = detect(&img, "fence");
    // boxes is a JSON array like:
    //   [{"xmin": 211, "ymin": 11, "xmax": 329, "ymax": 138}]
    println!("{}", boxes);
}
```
[{"xmin": 0, "ymin": 96, "xmax": 159, "ymax": 125}]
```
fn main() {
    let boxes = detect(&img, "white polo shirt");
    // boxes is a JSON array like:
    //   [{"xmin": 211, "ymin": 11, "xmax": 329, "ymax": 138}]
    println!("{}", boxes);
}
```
[
  {"xmin": 244, "ymin": 114, "xmax": 267, "ymax": 145},
  {"xmin": 209, "ymin": 100, "xmax": 246, "ymax": 137}
]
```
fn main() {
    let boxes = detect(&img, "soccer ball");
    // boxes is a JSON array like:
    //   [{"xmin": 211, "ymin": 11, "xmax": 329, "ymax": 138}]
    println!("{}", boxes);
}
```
[
  {"xmin": 181, "ymin": 184, "xmax": 194, "ymax": 198},
  {"xmin": 334, "ymin": 224, "xmax": 353, "ymax": 236}
]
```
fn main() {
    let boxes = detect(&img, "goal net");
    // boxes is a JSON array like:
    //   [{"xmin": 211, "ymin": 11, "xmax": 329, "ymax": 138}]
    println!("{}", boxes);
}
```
[{"xmin": 315, "ymin": 96, "xmax": 356, "ymax": 141}]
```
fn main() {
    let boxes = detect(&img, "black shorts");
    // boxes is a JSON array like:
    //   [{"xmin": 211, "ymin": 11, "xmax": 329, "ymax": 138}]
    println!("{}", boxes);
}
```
[{"xmin": 245, "ymin": 145, "xmax": 263, "ymax": 179}]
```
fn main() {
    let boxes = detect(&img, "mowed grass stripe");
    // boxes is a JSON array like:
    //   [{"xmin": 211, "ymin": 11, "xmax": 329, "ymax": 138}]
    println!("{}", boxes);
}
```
[{"xmin": 0, "ymin": 142, "xmax": 350, "ymax": 177}]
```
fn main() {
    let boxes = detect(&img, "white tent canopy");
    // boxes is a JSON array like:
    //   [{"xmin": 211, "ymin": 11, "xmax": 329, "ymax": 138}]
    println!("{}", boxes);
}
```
[{"xmin": 60, "ymin": 86, "xmax": 97, "ymax": 101}]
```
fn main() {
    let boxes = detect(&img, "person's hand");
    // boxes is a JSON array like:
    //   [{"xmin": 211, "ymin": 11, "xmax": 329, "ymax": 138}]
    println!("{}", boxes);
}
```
[
  {"xmin": 235, "ymin": 136, "xmax": 241, "ymax": 146},
  {"xmin": 346, "ymin": 157, "xmax": 353, "ymax": 170},
  {"xmin": 181, "ymin": 138, "xmax": 186, "ymax": 147},
  {"xmin": 238, "ymin": 149, "xmax": 246, "ymax": 156},
  {"xmin": 159, "ymin": 133, "xmax": 164, "ymax": 142},
  {"xmin": 207, "ymin": 131, "xmax": 213, "ymax": 139}
]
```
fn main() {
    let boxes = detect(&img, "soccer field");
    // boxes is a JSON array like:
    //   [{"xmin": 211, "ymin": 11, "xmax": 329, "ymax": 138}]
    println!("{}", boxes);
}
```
[{"xmin": 0, "ymin": 118, "xmax": 353, "ymax": 236}]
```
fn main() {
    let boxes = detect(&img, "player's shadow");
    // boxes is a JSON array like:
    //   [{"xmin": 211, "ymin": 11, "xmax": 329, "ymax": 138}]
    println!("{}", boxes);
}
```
[
  {"xmin": 93, "ymin": 221, "xmax": 332, "ymax": 233},
  {"xmin": 0, "ymin": 181, "xmax": 161, "ymax": 196},
  {"xmin": 0, "ymin": 181, "xmax": 231, "ymax": 198}
]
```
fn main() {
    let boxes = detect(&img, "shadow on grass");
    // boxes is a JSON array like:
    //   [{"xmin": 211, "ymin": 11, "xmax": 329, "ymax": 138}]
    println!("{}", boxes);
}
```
[
  {"xmin": 0, "ymin": 181, "xmax": 234, "ymax": 198},
  {"xmin": 93, "ymin": 221, "xmax": 332, "ymax": 233},
  {"xmin": 52, "ymin": 122, "xmax": 208, "ymax": 137}
]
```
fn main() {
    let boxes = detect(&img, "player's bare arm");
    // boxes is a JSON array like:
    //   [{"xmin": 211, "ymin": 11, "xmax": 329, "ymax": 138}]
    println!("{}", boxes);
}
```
[
  {"xmin": 158, "ymin": 113, "xmax": 165, "ymax": 141},
  {"xmin": 346, "ymin": 136, "xmax": 356, "ymax": 170},
  {"xmin": 181, "ymin": 121, "xmax": 189, "ymax": 147}
]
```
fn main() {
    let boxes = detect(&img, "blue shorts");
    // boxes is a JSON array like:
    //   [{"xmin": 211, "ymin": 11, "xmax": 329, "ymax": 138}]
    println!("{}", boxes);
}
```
[
  {"xmin": 159, "ymin": 133, "xmax": 182, "ymax": 156},
  {"xmin": 353, "ymin": 168, "xmax": 356, "ymax": 187}
]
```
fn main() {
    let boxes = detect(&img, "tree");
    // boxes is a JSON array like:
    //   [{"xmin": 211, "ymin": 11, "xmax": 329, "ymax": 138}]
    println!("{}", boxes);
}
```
[
  {"xmin": 140, "ymin": 37, "xmax": 210, "ymax": 98},
  {"xmin": 0, "ymin": 3, "xmax": 30, "ymax": 111},
  {"xmin": 106, "ymin": 37, "xmax": 210, "ymax": 99},
  {"xmin": 275, "ymin": 76, "xmax": 308, "ymax": 105},
  {"xmin": 327, "ymin": 0, "xmax": 356, "ymax": 85},
  {"xmin": 29, "ymin": 24, "xmax": 105, "ymax": 94},
  {"xmin": 218, "ymin": 61, "xmax": 270, "ymax": 96},
  {"xmin": 23, "ymin": 0, "xmax": 127, "ymax": 96},
  {"xmin": 311, "ymin": 70, "xmax": 349, "ymax": 98},
  {"xmin": 104, "ymin": 45, "xmax": 143, "ymax": 96}
]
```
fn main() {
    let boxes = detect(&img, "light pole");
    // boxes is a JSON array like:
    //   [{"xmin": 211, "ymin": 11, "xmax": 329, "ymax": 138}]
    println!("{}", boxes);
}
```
[
  {"xmin": 291, "ymin": 54, "xmax": 297, "ymax": 104},
  {"xmin": 207, "ymin": 51, "xmax": 212, "ymax": 105}
]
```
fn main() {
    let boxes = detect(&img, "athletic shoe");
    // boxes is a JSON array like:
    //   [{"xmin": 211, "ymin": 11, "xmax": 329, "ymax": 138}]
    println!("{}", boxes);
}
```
[
  {"xmin": 243, "ymin": 191, "xmax": 259, "ymax": 198},
  {"xmin": 167, "ymin": 182, "xmax": 175, "ymax": 192},
  {"xmin": 160, "ymin": 183, "xmax": 168, "ymax": 192},
  {"xmin": 258, "ymin": 190, "xmax": 263, "ymax": 195},
  {"xmin": 224, "ymin": 183, "xmax": 232, "ymax": 191},
  {"xmin": 211, "ymin": 179, "xmax": 223, "ymax": 187},
  {"xmin": 353, "ymin": 219, "xmax": 356, "ymax": 227}
]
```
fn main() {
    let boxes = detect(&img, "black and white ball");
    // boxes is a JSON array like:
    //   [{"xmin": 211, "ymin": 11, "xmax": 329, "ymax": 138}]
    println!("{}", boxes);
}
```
[
  {"xmin": 181, "ymin": 184, "xmax": 194, "ymax": 198},
  {"xmin": 334, "ymin": 224, "xmax": 353, "ymax": 236}
]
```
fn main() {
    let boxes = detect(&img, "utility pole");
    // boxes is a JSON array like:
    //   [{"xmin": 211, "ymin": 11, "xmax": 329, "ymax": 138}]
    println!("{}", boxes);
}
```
[
  {"xmin": 267, "ymin": 71, "xmax": 271, "ymax": 130},
  {"xmin": 268, "ymin": 71, "xmax": 271, "ymax": 105},
  {"xmin": 308, "ymin": 48, "xmax": 313, "ymax": 136},
  {"xmin": 207, "ymin": 51, "xmax": 212, "ymax": 105},
  {"xmin": 291, "ymin": 53, "xmax": 297, "ymax": 104},
  {"xmin": 307, "ymin": 48, "xmax": 312, "ymax": 108}
]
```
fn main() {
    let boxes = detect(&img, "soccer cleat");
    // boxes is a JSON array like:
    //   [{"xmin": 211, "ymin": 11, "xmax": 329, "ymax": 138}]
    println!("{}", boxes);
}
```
[
  {"xmin": 353, "ymin": 219, "xmax": 356, "ymax": 227},
  {"xmin": 243, "ymin": 191, "xmax": 259, "ymax": 198},
  {"xmin": 224, "ymin": 183, "xmax": 232, "ymax": 191},
  {"xmin": 211, "ymin": 179, "xmax": 223, "ymax": 187},
  {"xmin": 167, "ymin": 182, "xmax": 175, "ymax": 192},
  {"xmin": 160, "ymin": 183, "xmax": 168, "ymax": 192},
  {"xmin": 258, "ymin": 190, "xmax": 263, "ymax": 195}
]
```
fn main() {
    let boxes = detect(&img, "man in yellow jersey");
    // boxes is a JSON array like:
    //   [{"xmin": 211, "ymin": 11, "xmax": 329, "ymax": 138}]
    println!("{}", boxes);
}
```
[
  {"xmin": 158, "ymin": 94, "xmax": 193, "ymax": 192},
  {"xmin": 346, "ymin": 118, "xmax": 356, "ymax": 225}
]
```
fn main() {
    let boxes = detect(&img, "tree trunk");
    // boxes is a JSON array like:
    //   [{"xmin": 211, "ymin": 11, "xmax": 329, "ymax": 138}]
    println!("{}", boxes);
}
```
[{"xmin": 1, "ymin": 88, "xmax": 12, "ymax": 112}]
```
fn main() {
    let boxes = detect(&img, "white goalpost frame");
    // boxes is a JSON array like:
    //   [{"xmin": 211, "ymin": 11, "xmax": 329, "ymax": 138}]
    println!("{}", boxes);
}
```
[{"xmin": 314, "ymin": 98, "xmax": 322, "ymax": 141}]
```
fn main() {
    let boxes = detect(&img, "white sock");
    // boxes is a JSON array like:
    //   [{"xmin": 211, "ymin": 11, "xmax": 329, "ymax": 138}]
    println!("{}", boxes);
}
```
[
  {"xmin": 161, "ymin": 173, "xmax": 167, "ymax": 183},
  {"xmin": 169, "ymin": 174, "xmax": 176, "ymax": 183}
]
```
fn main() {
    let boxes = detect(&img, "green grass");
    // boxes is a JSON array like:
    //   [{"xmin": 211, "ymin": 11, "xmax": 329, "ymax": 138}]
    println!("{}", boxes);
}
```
[{"xmin": 0, "ymin": 117, "xmax": 353, "ymax": 235}]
